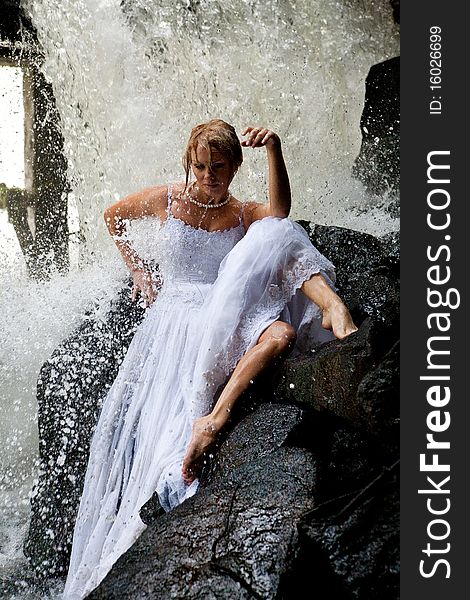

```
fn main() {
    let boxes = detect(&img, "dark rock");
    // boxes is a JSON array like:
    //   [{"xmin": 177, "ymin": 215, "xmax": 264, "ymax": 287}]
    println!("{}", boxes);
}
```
[
  {"xmin": 272, "ymin": 231, "xmax": 399, "ymax": 459},
  {"xmin": 357, "ymin": 340, "xmax": 399, "ymax": 451},
  {"xmin": 352, "ymin": 56, "xmax": 400, "ymax": 196},
  {"xmin": 298, "ymin": 223, "xmax": 400, "ymax": 329},
  {"xmin": 139, "ymin": 402, "xmax": 308, "ymax": 525},
  {"xmin": 276, "ymin": 318, "xmax": 398, "ymax": 435},
  {"xmin": 379, "ymin": 230, "xmax": 400, "ymax": 270},
  {"xmin": 24, "ymin": 282, "xmax": 145, "ymax": 577},
  {"xmin": 294, "ymin": 466, "xmax": 399, "ymax": 600},
  {"xmin": 389, "ymin": 0, "xmax": 400, "ymax": 24},
  {"xmin": 200, "ymin": 402, "xmax": 305, "ymax": 487},
  {"xmin": 92, "ymin": 402, "xmax": 398, "ymax": 599},
  {"xmin": 315, "ymin": 425, "xmax": 380, "ymax": 505},
  {"xmin": 300, "ymin": 222, "xmax": 386, "ymax": 281},
  {"xmin": 91, "ymin": 447, "xmax": 316, "ymax": 600}
]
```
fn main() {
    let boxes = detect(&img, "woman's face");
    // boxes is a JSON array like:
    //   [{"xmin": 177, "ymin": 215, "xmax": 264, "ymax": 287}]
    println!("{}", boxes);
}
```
[{"xmin": 190, "ymin": 144, "xmax": 235, "ymax": 200}]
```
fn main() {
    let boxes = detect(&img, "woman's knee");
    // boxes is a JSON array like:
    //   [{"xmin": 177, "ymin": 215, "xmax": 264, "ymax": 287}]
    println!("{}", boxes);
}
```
[{"xmin": 262, "ymin": 321, "xmax": 297, "ymax": 353}]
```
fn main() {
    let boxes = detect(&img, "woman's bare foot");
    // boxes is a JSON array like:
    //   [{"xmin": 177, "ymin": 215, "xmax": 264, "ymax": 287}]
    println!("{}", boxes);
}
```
[
  {"xmin": 322, "ymin": 300, "xmax": 358, "ymax": 340},
  {"xmin": 300, "ymin": 274, "xmax": 357, "ymax": 340},
  {"xmin": 182, "ymin": 415, "xmax": 220, "ymax": 485}
]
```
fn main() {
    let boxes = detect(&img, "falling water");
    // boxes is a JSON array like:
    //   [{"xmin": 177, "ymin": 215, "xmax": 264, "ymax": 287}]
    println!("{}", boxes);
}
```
[
  {"xmin": 25, "ymin": 0, "xmax": 399, "ymax": 247},
  {"xmin": 0, "ymin": 0, "xmax": 399, "ymax": 595}
]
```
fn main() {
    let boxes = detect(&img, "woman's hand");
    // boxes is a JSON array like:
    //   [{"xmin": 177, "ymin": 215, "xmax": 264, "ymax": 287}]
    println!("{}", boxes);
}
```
[
  {"xmin": 241, "ymin": 126, "xmax": 280, "ymax": 149},
  {"xmin": 131, "ymin": 268, "xmax": 160, "ymax": 307}
]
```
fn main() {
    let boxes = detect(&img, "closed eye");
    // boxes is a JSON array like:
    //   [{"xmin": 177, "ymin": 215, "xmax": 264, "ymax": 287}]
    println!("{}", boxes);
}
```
[{"xmin": 192, "ymin": 162, "xmax": 225, "ymax": 170}]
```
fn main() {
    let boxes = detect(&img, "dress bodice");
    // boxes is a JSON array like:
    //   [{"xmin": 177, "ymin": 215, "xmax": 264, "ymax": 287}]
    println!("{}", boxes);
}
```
[{"xmin": 157, "ymin": 191, "xmax": 245, "ymax": 286}]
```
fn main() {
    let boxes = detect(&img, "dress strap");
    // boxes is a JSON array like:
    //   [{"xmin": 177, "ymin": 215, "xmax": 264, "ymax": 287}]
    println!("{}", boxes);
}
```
[
  {"xmin": 238, "ymin": 202, "xmax": 247, "ymax": 231},
  {"xmin": 238, "ymin": 202, "xmax": 244, "ymax": 222},
  {"xmin": 167, "ymin": 185, "xmax": 173, "ymax": 216}
]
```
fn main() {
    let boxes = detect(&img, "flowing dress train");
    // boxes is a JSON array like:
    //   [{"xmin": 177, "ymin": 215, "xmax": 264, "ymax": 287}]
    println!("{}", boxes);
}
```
[{"xmin": 63, "ymin": 189, "xmax": 335, "ymax": 599}]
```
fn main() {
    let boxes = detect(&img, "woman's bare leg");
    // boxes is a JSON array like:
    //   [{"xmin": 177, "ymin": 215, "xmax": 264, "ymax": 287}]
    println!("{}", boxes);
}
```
[
  {"xmin": 300, "ymin": 273, "xmax": 358, "ymax": 340},
  {"xmin": 182, "ymin": 321, "xmax": 296, "ymax": 484},
  {"xmin": 182, "ymin": 276, "xmax": 357, "ymax": 483}
]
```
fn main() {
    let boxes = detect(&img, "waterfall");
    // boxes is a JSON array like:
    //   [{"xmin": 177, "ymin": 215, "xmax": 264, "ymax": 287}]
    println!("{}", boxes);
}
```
[
  {"xmin": 0, "ymin": 0, "xmax": 399, "ymax": 593},
  {"xmin": 23, "ymin": 0, "xmax": 399, "ymax": 249}
]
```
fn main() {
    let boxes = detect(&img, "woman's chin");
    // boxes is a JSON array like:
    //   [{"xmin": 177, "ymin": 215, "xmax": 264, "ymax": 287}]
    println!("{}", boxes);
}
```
[{"xmin": 205, "ymin": 185, "xmax": 226, "ymax": 199}]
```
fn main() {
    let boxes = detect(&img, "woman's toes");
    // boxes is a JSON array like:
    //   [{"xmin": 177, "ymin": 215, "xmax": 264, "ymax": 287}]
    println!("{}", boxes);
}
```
[{"xmin": 181, "ymin": 418, "xmax": 219, "ymax": 484}]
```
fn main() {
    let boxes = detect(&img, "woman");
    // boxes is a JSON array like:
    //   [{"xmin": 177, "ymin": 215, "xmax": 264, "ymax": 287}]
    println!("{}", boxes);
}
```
[{"xmin": 63, "ymin": 120, "xmax": 357, "ymax": 598}]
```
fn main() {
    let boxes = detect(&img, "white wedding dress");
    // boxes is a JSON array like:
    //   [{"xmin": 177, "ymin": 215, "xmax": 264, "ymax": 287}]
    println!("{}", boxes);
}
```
[{"xmin": 63, "ymin": 187, "xmax": 336, "ymax": 599}]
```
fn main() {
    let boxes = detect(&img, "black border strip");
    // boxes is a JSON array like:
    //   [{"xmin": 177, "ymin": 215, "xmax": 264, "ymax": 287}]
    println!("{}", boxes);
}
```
[{"xmin": 401, "ymin": 3, "xmax": 468, "ymax": 597}]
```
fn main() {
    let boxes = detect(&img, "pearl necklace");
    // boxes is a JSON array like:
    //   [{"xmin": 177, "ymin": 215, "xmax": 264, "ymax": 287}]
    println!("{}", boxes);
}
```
[{"xmin": 184, "ymin": 184, "xmax": 231, "ymax": 209}]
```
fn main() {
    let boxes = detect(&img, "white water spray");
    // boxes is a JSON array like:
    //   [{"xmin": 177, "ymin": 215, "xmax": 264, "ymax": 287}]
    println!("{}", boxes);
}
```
[{"xmin": 23, "ymin": 0, "xmax": 399, "ymax": 250}]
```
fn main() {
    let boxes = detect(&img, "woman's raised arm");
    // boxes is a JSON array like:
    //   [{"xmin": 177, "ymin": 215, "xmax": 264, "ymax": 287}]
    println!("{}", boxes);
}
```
[
  {"xmin": 104, "ymin": 185, "xmax": 167, "ymax": 305},
  {"xmin": 241, "ymin": 126, "xmax": 291, "ymax": 224}
]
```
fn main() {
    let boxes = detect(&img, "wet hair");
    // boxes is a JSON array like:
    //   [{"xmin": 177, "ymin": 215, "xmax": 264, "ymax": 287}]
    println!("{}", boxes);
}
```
[{"xmin": 183, "ymin": 119, "xmax": 243, "ymax": 188}]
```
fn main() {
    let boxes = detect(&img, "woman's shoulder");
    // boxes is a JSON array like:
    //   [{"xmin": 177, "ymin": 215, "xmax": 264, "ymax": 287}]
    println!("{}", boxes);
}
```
[
  {"xmin": 238, "ymin": 200, "xmax": 268, "ymax": 230},
  {"xmin": 167, "ymin": 182, "xmax": 186, "ymax": 197},
  {"xmin": 240, "ymin": 200, "xmax": 263, "ymax": 212},
  {"xmin": 126, "ymin": 184, "xmax": 168, "ymax": 206},
  {"xmin": 104, "ymin": 184, "xmax": 170, "ymax": 222},
  {"xmin": 133, "ymin": 182, "xmax": 184, "ymax": 214},
  {"xmin": 225, "ymin": 198, "xmax": 251, "ymax": 230}
]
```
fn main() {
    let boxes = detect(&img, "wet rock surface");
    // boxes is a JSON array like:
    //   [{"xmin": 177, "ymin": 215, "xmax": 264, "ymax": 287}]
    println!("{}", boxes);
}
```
[
  {"xmin": 293, "ymin": 466, "xmax": 399, "ymax": 600},
  {"xmin": 299, "ymin": 222, "xmax": 400, "ymax": 331},
  {"xmin": 352, "ymin": 56, "xmax": 400, "ymax": 197},
  {"xmin": 26, "ymin": 223, "xmax": 399, "ymax": 597},
  {"xmin": 92, "ymin": 443, "xmax": 316, "ymax": 600},
  {"xmin": 276, "ymin": 319, "xmax": 398, "ymax": 446},
  {"xmin": 93, "ymin": 401, "xmax": 398, "ymax": 599},
  {"xmin": 24, "ymin": 284, "xmax": 145, "ymax": 577},
  {"xmin": 200, "ymin": 402, "xmax": 305, "ymax": 486}
]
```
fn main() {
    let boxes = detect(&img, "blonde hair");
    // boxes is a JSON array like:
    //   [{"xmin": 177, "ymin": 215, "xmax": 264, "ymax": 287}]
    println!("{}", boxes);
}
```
[{"xmin": 183, "ymin": 119, "xmax": 243, "ymax": 188}]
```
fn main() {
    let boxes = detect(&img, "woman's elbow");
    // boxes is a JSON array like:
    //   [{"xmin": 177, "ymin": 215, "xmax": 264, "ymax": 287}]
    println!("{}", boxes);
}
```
[
  {"xmin": 104, "ymin": 206, "xmax": 120, "ymax": 234},
  {"xmin": 274, "ymin": 197, "xmax": 291, "ymax": 219},
  {"xmin": 103, "ymin": 207, "xmax": 112, "ymax": 227},
  {"xmin": 272, "ymin": 207, "xmax": 290, "ymax": 219}
]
